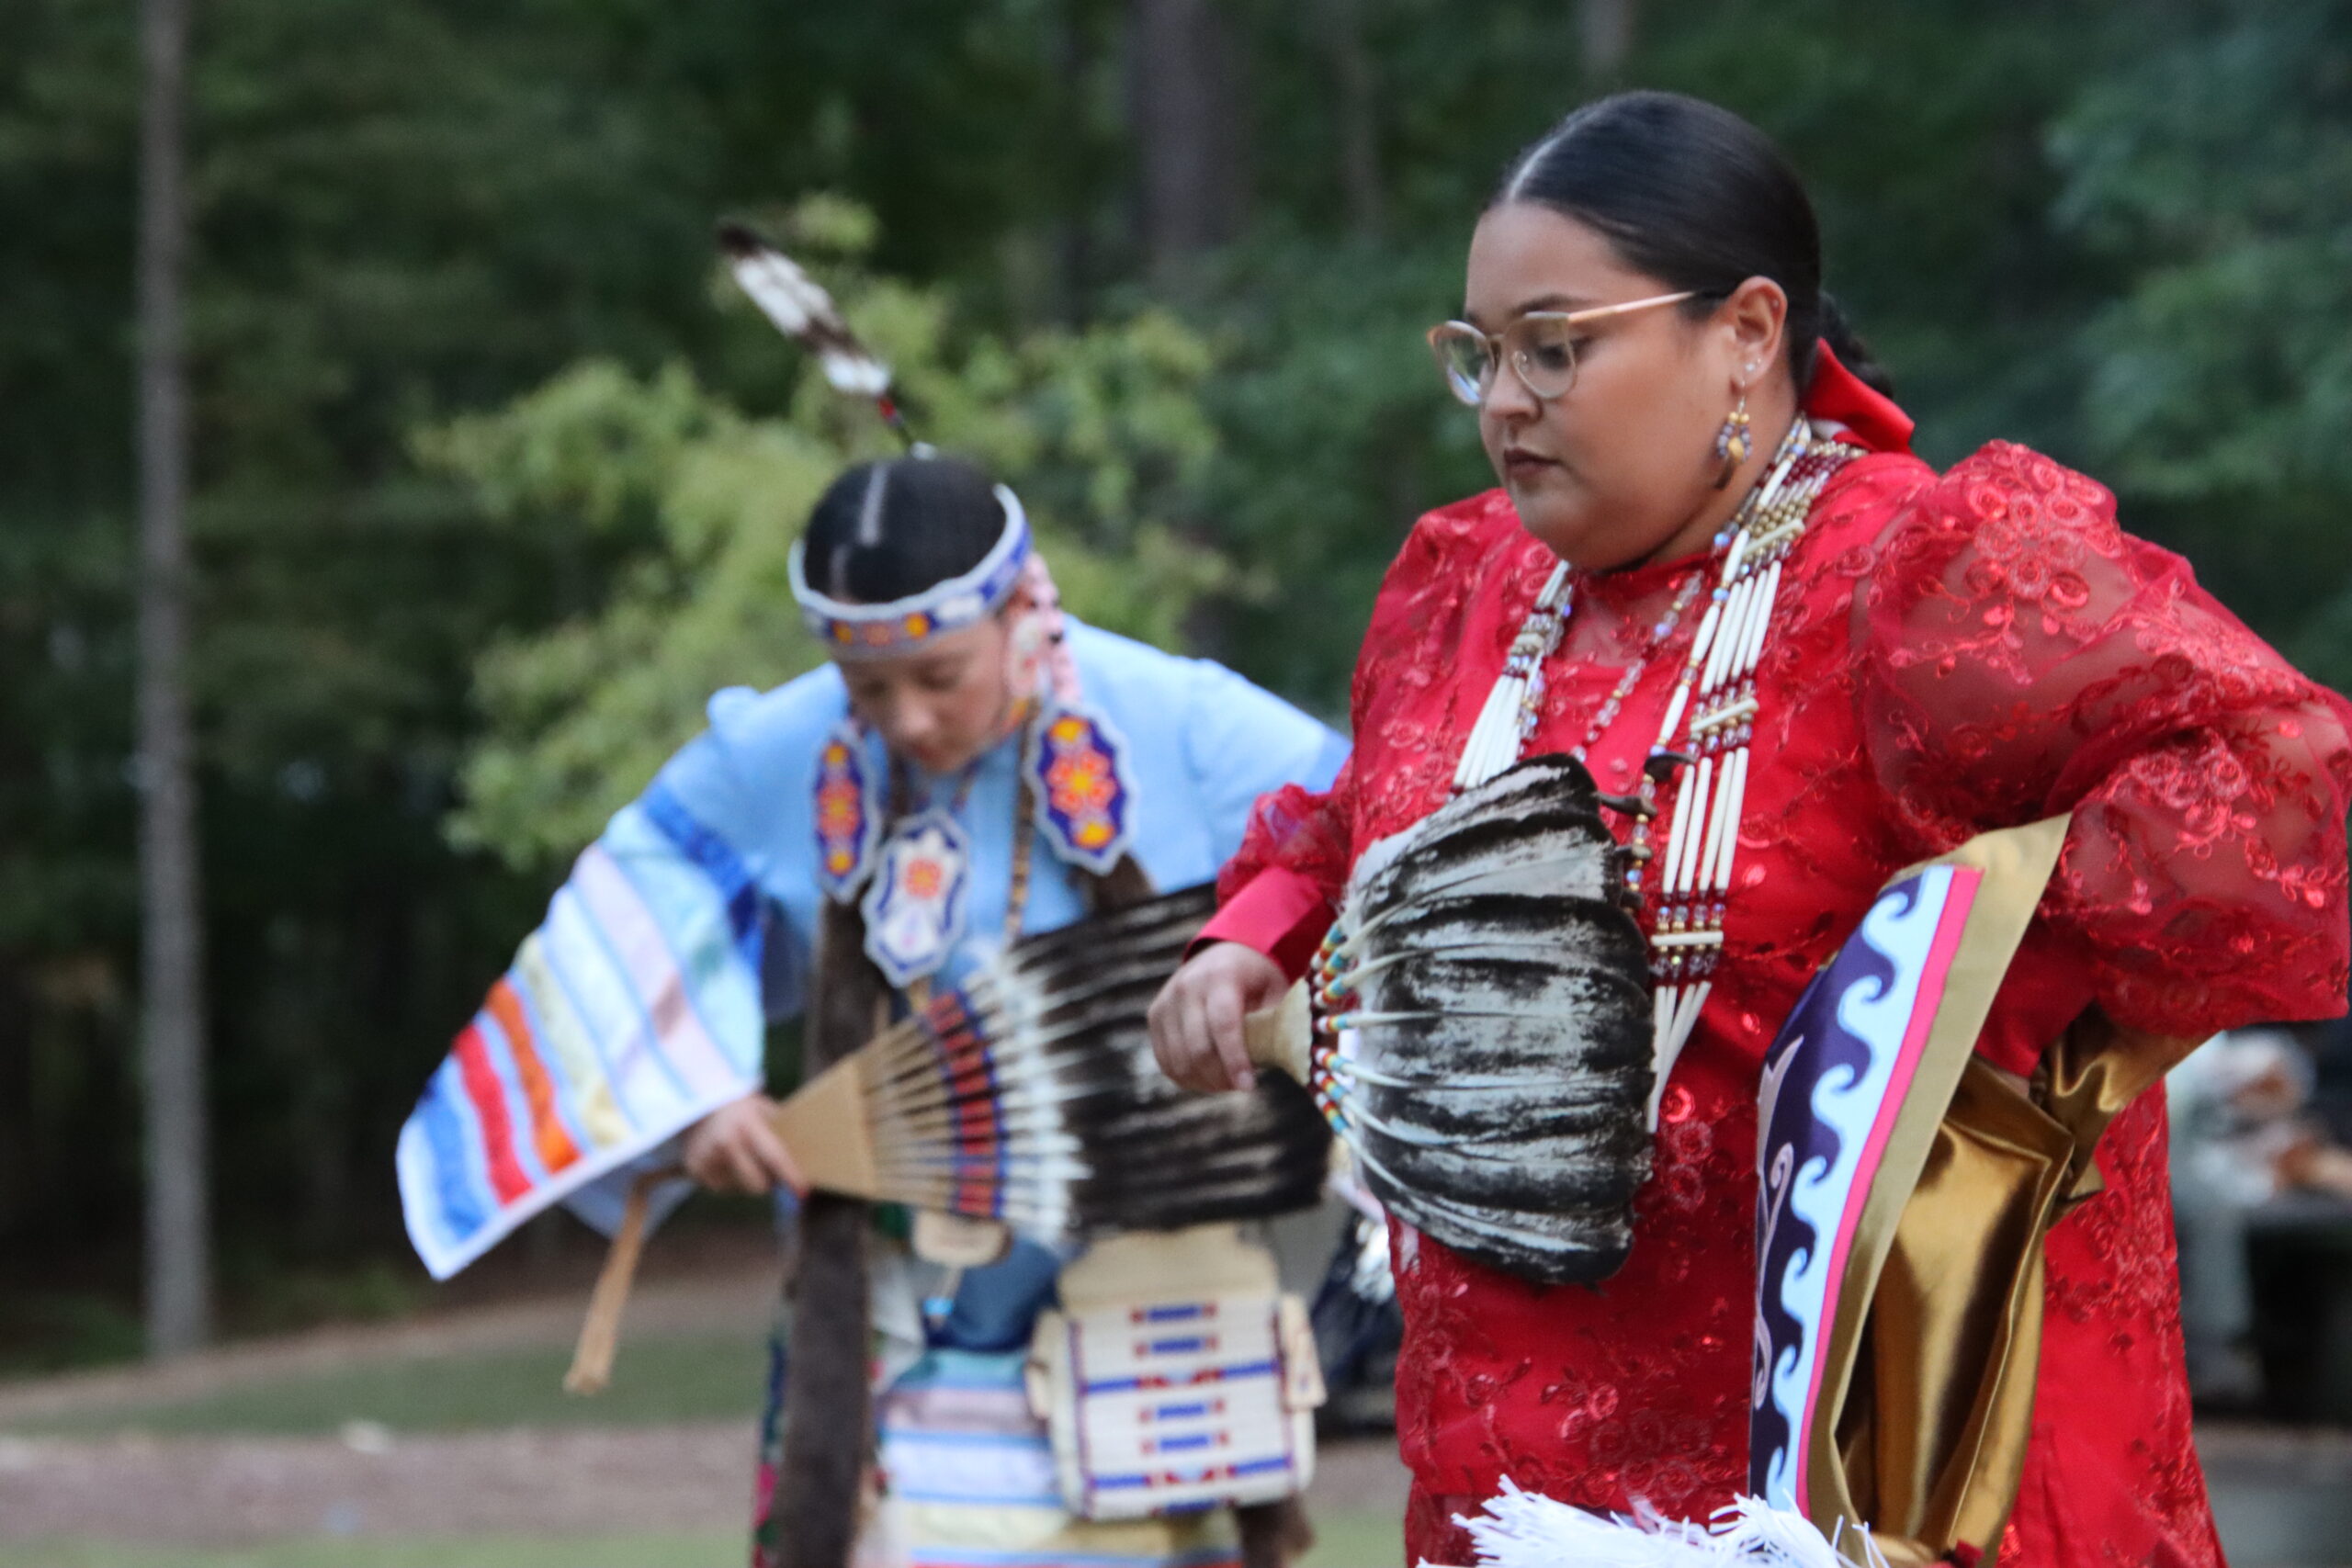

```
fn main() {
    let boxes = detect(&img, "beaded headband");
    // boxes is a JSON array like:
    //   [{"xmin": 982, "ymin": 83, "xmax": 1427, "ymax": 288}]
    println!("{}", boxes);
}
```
[{"xmin": 788, "ymin": 482, "xmax": 1033, "ymax": 659}]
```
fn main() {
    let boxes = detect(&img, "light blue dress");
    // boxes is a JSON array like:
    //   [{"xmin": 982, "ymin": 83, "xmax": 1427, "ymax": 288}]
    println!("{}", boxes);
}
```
[
  {"xmin": 401, "ymin": 617, "xmax": 1342, "ymax": 1568},
  {"xmin": 656, "ymin": 620, "xmax": 1347, "ymax": 1017},
  {"xmin": 707, "ymin": 623, "xmax": 1341, "ymax": 1568}
]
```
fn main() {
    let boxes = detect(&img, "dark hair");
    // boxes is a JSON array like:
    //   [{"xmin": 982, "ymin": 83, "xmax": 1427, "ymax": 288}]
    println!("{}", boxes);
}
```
[
  {"xmin": 802, "ymin": 455, "xmax": 1007, "ymax": 603},
  {"xmin": 1495, "ymin": 91, "xmax": 1893, "ymax": 396}
]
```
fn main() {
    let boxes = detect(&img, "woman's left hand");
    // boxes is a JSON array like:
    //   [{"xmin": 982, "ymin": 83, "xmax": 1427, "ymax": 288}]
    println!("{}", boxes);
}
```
[
  {"xmin": 1149, "ymin": 941, "xmax": 1289, "ymax": 1093},
  {"xmin": 681, "ymin": 1092, "xmax": 807, "ymax": 1196}
]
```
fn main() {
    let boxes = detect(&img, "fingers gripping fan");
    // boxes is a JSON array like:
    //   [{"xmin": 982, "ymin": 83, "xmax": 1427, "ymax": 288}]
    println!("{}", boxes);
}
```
[{"xmin": 1261, "ymin": 755, "xmax": 1655, "ymax": 1284}]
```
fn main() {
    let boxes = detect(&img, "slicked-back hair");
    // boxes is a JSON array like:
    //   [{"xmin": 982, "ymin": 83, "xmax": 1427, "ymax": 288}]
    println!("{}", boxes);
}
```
[
  {"xmin": 1498, "ymin": 91, "xmax": 1892, "ymax": 395},
  {"xmin": 802, "ymin": 456, "xmax": 1006, "ymax": 604}
]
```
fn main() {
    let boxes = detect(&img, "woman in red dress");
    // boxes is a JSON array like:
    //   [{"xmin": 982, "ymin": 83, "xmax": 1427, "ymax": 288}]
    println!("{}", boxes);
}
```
[{"xmin": 1152, "ymin": 92, "xmax": 2351, "ymax": 1566}]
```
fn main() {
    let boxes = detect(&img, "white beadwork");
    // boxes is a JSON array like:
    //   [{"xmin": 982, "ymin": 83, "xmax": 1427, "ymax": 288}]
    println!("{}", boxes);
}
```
[
  {"xmin": 1453, "ymin": 564, "xmax": 1574, "ymax": 793},
  {"xmin": 1452, "ymin": 417, "xmax": 1857, "ymax": 1127}
]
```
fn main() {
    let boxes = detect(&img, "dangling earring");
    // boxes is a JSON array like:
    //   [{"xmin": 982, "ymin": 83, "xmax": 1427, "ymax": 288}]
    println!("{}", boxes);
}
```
[{"xmin": 1712, "ymin": 393, "xmax": 1753, "ymax": 491}]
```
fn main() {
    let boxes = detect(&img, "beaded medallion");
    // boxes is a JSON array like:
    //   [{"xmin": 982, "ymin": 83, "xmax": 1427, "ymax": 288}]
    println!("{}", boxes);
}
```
[
  {"xmin": 860, "ymin": 808, "xmax": 974, "ymax": 987},
  {"xmin": 1025, "ymin": 705, "xmax": 1134, "ymax": 874}
]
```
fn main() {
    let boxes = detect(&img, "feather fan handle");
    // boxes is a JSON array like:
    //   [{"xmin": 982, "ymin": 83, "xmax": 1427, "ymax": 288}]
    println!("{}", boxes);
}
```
[
  {"xmin": 1434, "ymin": 1480, "xmax": 1889, "ymax": 1568},
  {"xmin": 716, "ymin": 221, "xmax": 911, "ymax": 446}
]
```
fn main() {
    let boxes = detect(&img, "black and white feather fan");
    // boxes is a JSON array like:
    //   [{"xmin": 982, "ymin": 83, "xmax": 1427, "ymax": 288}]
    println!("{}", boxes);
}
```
[
  {"xmin": 1261, "ymin": 754, "xmax": 1655, "ymax": 1285},
  {"xmin": 777, "ymin": 884, "xmax": 1331, "ymax": 1239}
]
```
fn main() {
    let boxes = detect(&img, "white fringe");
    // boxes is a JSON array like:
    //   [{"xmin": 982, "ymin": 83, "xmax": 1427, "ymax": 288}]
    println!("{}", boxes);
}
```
[
  {"xmin": 1421, "ymin": 1480, "xmax": 1889, "ymax": 1568},
  {"xmin": 1453, "ymin": 671, "xmax": 1532, "ymax": 793}
]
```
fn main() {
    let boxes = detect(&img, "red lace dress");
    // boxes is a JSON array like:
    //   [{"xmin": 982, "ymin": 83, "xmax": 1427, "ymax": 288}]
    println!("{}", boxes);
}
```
[{"xmin": 1201, "ymin": 360, "xmax": 2352, "ymax": 1567}]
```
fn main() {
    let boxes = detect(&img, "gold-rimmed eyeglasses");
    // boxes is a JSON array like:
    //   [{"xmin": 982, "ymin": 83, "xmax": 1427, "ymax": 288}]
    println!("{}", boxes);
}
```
[{"xmin": 1427, "ymin": 290, "xmax": 1697, "ymax": 407}]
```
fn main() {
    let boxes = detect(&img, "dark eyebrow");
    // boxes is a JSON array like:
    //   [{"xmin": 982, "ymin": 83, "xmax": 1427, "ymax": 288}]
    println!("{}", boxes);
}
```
[{"xmin": 1464, "ymin": 291, "xmax": 1600, "ymax": 329}]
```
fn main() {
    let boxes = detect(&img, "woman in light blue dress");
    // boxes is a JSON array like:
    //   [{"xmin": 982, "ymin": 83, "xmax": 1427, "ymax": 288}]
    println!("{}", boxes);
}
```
[{"xmin": 401, "ymin": 453, "xmax": 1344, "ymax": 1568}]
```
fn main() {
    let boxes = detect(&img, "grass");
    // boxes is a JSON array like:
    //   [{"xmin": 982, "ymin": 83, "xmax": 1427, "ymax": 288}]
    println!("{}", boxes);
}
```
[
  {"xmin": 1301, "ymin": 1506, "xmax": 1407, "ymax": 1566},
  {"xmin": 0, "ymin": 1514, "xmax": 1404, "ymax": 1568},
  {"xmin": 13, "ymin": 1331, "xmax": 767, "ymax": 1438},
  {"xmin": 0, "ymin": 1292, "xmax": 144, "ymax": 1380}
]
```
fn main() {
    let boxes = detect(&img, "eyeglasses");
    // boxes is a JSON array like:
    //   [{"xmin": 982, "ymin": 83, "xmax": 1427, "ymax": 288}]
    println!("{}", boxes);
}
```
[{"xmin": 1426, "ymin": 291, "xmax": 1697, "ymax": 407}]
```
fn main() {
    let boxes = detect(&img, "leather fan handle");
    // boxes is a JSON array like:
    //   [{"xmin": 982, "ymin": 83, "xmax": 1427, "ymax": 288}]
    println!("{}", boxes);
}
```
[{"xmin": 1241, "ymin": 980, "xmax": 1313, "ymax": 1086}]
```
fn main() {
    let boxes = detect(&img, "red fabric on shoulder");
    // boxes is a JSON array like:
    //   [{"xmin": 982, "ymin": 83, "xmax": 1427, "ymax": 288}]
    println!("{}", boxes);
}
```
[
  {"xmin": 1851, "ymin": 441, "xmax": 2352, "ymax": 1037},
  {"xmin": 1804, "ymin": 341, "xmax": 1914, "ymax": 455}
]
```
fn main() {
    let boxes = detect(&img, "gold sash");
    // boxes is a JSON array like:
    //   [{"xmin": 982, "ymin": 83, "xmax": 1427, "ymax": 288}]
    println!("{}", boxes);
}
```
[{"xmin": 1801, "ymin": 821, "xmax": 2201, "ymax": 1562}]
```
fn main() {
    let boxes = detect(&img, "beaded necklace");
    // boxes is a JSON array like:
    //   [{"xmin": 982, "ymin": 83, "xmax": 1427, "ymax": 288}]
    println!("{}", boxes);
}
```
[
  {"xmin": 891, "ymin": 727, "xmax": 1042, "ymax": 1013},
  {"xmin": 1455, "ymin": 416, "xmax": 1859, "ymax": 1122}
]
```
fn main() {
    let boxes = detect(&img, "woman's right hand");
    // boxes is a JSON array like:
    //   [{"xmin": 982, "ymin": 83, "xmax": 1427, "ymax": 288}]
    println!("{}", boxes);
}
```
[
  {"xmin": 681, "ymin": 1092, "xmax": 806, "ymax": 1196},
  {"xmin": 1149, "ymin": 941, "xmax": 1291, "ymax": 1093}
]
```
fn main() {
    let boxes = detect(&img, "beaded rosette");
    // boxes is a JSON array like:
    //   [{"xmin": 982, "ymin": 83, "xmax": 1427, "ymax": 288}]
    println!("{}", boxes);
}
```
[
  {"xmin": 859, "ymin": 808, "xmax": 975, "ymax": 988},
  {"xmin": 809, "ymin": 699, "xmax": 1141, "ymax": 988}
]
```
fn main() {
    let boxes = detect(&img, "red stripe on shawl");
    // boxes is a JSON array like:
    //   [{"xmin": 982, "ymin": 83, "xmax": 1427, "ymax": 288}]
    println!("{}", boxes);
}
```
[{"xmin": 452, "ymin": 1020, "xmax": 533, "ymax": 1204}]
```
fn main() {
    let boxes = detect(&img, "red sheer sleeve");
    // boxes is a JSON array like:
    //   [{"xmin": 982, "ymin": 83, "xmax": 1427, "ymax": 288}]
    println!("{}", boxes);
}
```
[
  {"xmin": 1200, "ymin": 755, "xmax": 1357, "ymax": 977},
  {"xmin": 1856, "ymin": 443, "xmax": 2352, "ymax": 1044},
  {"xmin": 1200, "ymin": 493, "xmax": 1510, "ymax": 977}
]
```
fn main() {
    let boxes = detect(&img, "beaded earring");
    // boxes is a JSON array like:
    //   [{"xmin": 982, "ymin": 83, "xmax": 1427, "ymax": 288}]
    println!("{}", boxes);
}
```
[{"xmin": 1712, "ymin": 393, "xmax": 1753, "ymax": 490}]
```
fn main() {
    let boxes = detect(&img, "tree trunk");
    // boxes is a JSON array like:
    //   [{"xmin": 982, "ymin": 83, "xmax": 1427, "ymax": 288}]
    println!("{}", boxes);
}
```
[
  {"xmin": 1127, "ymin": 0, "xmax": 1246, "ymax": 282},
  {"xmin": 137, "ymin": 0, "xmax": 210, "ymax": 1358},
  {"xmin": 1319, "ymin": 0, "xmax": 1383, "ymax": 236},
  {"xmin": 1581, "ymin": 0, "xmax": 1635, "ymax": 85},
  {"xmin": 1045, "ymin": 0, "xmax": 1095, "ymax": 324}
]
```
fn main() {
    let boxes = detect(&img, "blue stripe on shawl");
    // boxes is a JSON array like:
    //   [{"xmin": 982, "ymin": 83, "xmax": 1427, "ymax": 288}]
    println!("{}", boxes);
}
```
[
  {"xmin": 642, "ymin": 780, "xmax": 764, "ymax": 969},
  {"xmin": 544, "ymin": 881, "xmax": 695, "ymax": 1114},
  {"xmin": 597, "ymin": 807, "xmax": 763, "ymax": 1089},
  {"xmin": 416, "ymin": 1060, "xmax": 490, "ymax": 1247}
]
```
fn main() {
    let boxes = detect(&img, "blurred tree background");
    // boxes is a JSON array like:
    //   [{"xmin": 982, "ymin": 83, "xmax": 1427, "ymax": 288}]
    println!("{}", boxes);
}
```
[{"xmin": 1, "ymin": 0, "xmax": 2346, "ymax": 1360}]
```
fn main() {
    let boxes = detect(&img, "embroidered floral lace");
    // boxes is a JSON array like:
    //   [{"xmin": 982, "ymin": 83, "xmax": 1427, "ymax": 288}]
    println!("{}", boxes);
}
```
[{"xmin": 1213, "ymin": 443, "xmax": 2352, "ymax": 1568}]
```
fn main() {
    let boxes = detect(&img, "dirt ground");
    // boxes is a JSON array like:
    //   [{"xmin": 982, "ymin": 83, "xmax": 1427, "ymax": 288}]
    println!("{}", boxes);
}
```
[
  {"xmin": 6, "ymin": 1239, "xmax": 2343, "ymax": 1563},
  {"xmin": 0, "ymin": 1421, "xmax": 752, "ymax": 1545},
  {"xmin": 0, "ymin": 1423, "xmax": 1410, "ymax": 1548},
  {"xmin": 0, "ymin": 1243, "xmax": 1410, "ymax": 1550}
]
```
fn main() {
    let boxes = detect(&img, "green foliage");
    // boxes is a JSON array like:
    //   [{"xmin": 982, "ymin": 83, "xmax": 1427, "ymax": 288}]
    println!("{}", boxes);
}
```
[
  {"xmin": 1193, "ymin": 234, "xmax": 1487, "ymax": 700},
  {"xmin": 0, "ymin": 1291, "xmax": 144, "ymax": 1379},
  {"xmin": 6, "ymin": 0, "xmax": 2351, "ymax": 1345},
  {"xmin": 431, "ymin": 207, "xmax": 1227, "ymax": 869},
  {"xmin": 2055, "ymin": 0, "xmax": 2352, "ymax": 499},
  {"xmin": 424, "ymin": 362, "xmax": 833, "ymax": 864},
  {"xmin": 2047, "ymin": 0, "xmax": 2352, "ymax": 685},
  {"xmin": 18, "ymin": 1330, "xmax": 765, "ymax": 1437},
  {"xmin": 1189, "ymin": 0, "xmax": 2136, "ymax": 702}
]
